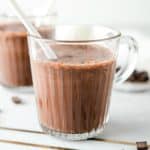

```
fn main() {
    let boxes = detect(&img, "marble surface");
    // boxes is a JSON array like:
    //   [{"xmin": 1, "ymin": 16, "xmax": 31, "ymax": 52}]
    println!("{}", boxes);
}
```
[
  {"xmin": 0, "ymin": 28, "xmax": 149, "ymax": 150},
  {"xmin": 0, "ymin": 85, "xmax": 149, "ymax": 150}
]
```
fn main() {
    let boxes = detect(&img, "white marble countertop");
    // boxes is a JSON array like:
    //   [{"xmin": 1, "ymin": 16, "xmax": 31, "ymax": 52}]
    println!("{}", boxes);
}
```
[
  {"xmin": 0, "ymin": 85, "xmax": 150, "ymax": 150},
  {"xmin": 0, "ymin": 28, "xmax": 149, "ymax": 150}
]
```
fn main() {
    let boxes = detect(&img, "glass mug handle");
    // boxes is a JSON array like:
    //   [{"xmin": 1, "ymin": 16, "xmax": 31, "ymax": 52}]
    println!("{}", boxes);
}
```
[{"xmin": 115, "ymin": 35, "xmax": 138, "ymax": 84}]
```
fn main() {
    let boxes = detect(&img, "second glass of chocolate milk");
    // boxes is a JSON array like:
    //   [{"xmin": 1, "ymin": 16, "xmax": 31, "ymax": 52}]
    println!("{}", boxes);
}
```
[
  {"xmin": 28, "ymin": 25, "xmax": 138, "ymax": 140},
  {"xmin": 0, "ymin": 15, "xmax": 53, "ymax": 92}
]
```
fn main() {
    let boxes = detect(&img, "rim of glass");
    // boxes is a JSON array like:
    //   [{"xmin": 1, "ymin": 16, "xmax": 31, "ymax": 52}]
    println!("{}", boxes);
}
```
[
  {"xmin": 0, "ymin": 15, "xmax": 121, "ymax": 43},
  {"xmin": 28, "ymin": 25, "xmax": 121, "ymax": 44}
]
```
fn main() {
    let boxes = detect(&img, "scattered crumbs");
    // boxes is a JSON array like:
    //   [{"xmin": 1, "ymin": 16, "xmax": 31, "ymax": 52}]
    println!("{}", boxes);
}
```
[{"xmin": 11, "ymin": 96, "xmax": 23, "ymax": 104}]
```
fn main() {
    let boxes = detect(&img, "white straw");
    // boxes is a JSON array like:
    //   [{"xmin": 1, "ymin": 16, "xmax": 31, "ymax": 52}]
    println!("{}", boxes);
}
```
[{"xmin": 7, "ymin": 0, "xmax": 57, "ymax": 60}]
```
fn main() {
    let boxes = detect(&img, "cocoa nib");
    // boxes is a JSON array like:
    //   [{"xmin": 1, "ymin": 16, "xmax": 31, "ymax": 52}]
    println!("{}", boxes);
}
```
[
  {"xmin": 11, "ymin": 96, "xmax": 23, "ymax": 104},
  {"xmin": 127, "ymin": 70, "xmax": 149, "ymax": 83},
  {"xmin": 136, "ymin": 141, "xmax": 148, "ymax": 150},
  {"xmin": 116, "ymin": 66, "xmax": 121, "ymax": 72}
]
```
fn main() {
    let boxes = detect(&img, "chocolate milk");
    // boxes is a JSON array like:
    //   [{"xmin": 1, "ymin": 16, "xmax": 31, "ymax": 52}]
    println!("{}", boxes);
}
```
[
  {"xmin": 31, "ymin": 44, "xmax": 116, "ymax": 134},
  {"xmin": 0, "ymin": 22, "xmax": 51, "ymax": 87},
  {"xmin": 0, "ymin": 23, "xmax": 32, "ymax": 87}
]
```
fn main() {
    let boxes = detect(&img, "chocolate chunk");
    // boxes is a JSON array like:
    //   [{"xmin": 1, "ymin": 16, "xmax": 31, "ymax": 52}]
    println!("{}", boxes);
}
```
[
  {"xmin": 127, "ymin": 70, "xmax": 149, "ymax": 83},
  {"xmin": 127, "ymin": 70, "xmax": 137, "ymax": 82},
  {"xmin": 11, "ymin": 96, "xmax": 23, "ymax": 104},
  {"xmin": 136, "ymin": 141, "xmax": 148, "ymax": 150},
  {"xmin": 137, "ymin": 71, "xmax": 149, "ymax": 82},
  {"xmin": 116, "ymin": 66, "xmax": 121, "ymax": 72}
]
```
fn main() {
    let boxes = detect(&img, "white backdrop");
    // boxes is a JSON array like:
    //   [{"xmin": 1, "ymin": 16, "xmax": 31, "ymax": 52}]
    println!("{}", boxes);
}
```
[
  {"xmin": 0, "ymin": 0, "xmax": 150, "ymax": 68},
  {"xmin": 56, "ymin": 0, "xmax": 150, "ymax": 26},
  {"xmin": 0, "ymin": 0, "xmax": 150, "ymax": 26}
]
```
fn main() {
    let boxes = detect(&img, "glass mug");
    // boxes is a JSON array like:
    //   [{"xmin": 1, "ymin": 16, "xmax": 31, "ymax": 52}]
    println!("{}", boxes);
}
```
[
  {"xmin": 0, "ymin": 15, "xmax": 53, "ymax": 92},
  {"xmin": 28, "ymin": 25, "xmax": 138, "ymax": 140},
  {"xmin": 0, "ymin": 15, "xmax": 32, "ymax": 91}
]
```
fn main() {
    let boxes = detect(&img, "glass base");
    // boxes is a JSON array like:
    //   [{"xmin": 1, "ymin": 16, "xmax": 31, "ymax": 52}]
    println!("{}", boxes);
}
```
[
  {"xmin": 114, "ymin": 81, "xmax": 150, "ymax": 93},
  {"xmin": 0, "ymin": 84, "xmax": 33, "ymax": 93},
  {"xmin": 41, "ymin": 123, "xmax": 106, "ymax": 140}
]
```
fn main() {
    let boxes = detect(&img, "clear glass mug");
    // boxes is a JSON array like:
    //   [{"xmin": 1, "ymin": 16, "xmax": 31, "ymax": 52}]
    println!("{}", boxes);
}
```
[
  {"xmin": 28, "ymin": 25, "xmax": 138, "ymax": 140},
  {"xmin": 0, "ymin": 15, "xmax": 54, "ymax": 92},
  {"xmin": 0, "ymin": 15, "xmax": 32, "ymax": 92}
]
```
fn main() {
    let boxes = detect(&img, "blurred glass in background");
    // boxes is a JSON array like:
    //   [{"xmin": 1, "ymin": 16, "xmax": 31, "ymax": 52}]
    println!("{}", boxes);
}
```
[{"xmin": 0, "ymin": 0, "xmax": 150, "ymax": 92}]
